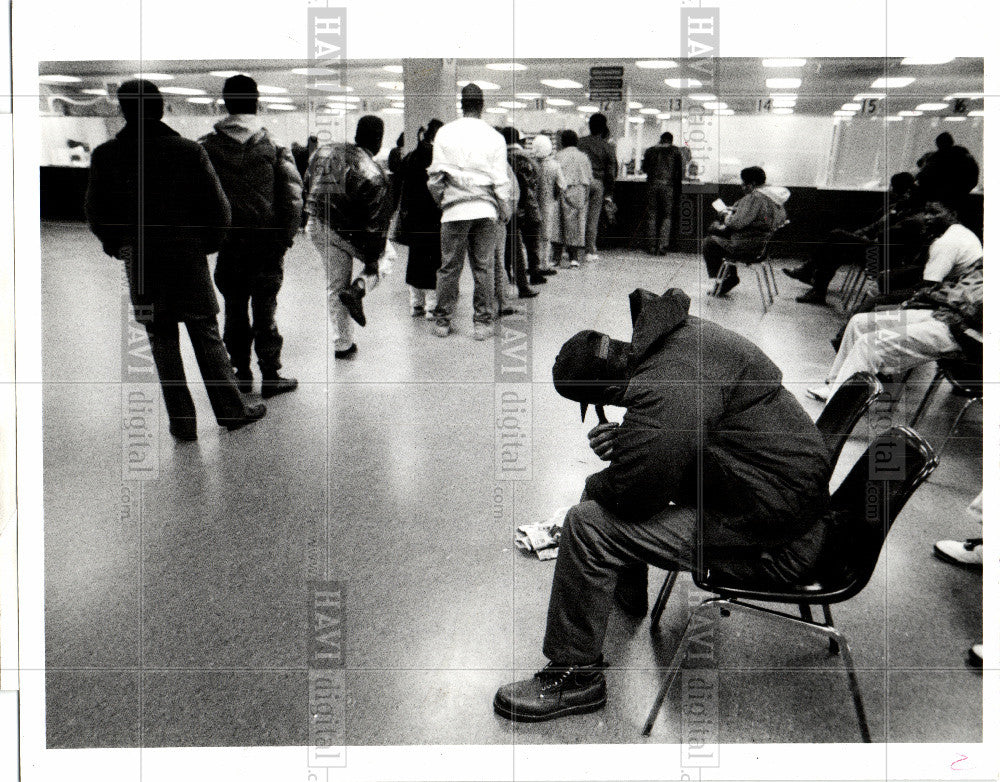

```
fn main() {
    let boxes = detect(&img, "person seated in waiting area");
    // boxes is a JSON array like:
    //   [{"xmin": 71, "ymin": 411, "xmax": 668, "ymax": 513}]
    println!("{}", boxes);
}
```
[
  {"xmin": 493, "ymin": 288, "xmax": 831, "ymax": 723},
  {"xmin": 783, "ymin": 172, "xmax": 923, "ymax": 305},
  {"xmin": 702, "ymin": 166, "xmax": 790, "ymax": 296},
  {"xmin": 808, "ymin": 253, "xmax": 982, "ymax": 402},
  {"xmin": 915, "ymin": 132, "xmax": 980, "ymax": 212}
]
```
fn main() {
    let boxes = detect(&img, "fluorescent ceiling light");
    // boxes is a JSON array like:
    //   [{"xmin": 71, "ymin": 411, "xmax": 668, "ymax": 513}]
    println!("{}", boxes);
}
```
[
  {"xmin": 209, "ymin": 71, "xmax": 240, "ymax": 78},
  {"xmin": 772, "ymin": 99, "xmax": 796, "ymax": 108},
  {"xmin": 833, "ymin": 110, "xmax": 856, "ymax": 116},
  {"xmin": 665, "ymin": 78, "xmax": 702, "ymax": 88},
  {"xmin": 81, "ymin": 88, "xmax": 107, "ymax": 95},
  {"xmin": 577, "ymin": 105, "xmax": 600, "ymax": 112},
  {"xmin": 628, "ymin": 116, "xmax": 645, "ymax": 123},
  {"xmin": 656, "ymin": 112, "xmax": 671, "ymax": 120},
  {"xmin": 485, "ymin": 107, "xmax": 509, "ymax": 114},
  {"xmin": 766, "ymin": 77, "xmax": 801, "ymax": 89},
  {"xmin": 841, "ymin": 103, "xmax": 862, "ymax": 111},
  {"xmin": 382, "ymin": 65, "xmax": 403, "ymax": 74},
  {"xmin": 636, "ymin": 60, "xmax": 677, "ymax": 68},
  {"xmin": 457, "ymin": 80, "xmax": 502, "ymax": 90},
  {"xmin": 547, "ymin": 98, "xmax": 574, "ymax": 106},
  {"xmin": 486, "ymin": 62, "xmax": 527, "ymax": 71},
  {"xmin": 382, "ymin": 107, "xmax": 404, "ymax": 114},
  {"xmin": 40, "ymin": 74, "xmax": 82, "ymax": 83},
  {"xmin": 897, "ymin": 110, "xmax": 923, "ymax": 116},
  {"xmin": 900, "ymin": 56, "xmax": 954, "ymax": 65},
  {"xmin": 133, "ymin": 73, "xmax": 174, "ymax": 81},
  {"xmin": 762, "ymin": 58, "xmax": 806, "ymax": 67},
  {"xmin": 291, "ymin": 67, "xmax": 338, "ymax": 76},
  {"xmin": 628, "ymin": 101, "xmax": 643, "ymax": 109},
  {"xmin": 703, "ymin": 101, "xmax": 728, "ymax": 110},
  {"xmin": 267, "ymin": 103, "xmax": 297, "ymax": 111},
  {"xmin": 378, "ymin": 81, "xmax": 404, "ymax": 90},
  {"xmin": 540, "ymin": 78, "xmax": 582, "ymax": 89},
  {"xmin": 160, "ymin": 86, "xmax": 207, "ymax": 95},
  {"xmin": 945, "ymin": 92, "xmax": 984, "ymax": 99},
  {"xmin": 915, "ymin": 102, "xmax": 948, "ymax": 111},
  {"xmin": 943, "ymin": 116, "xmax": 967, "ymax": 122},
  {"xmin": 772, "ymin": 108, "xmax": 794, "ymax": 115},
  {"xmin": 259, "ymin": 96, "xmax": 292, "ymax": 103},
  {"xmin": 688, "ymin": 93, "xmax": 716, "ymax": 101},
  {"xmin": 853, "ymin": 93, "xmax": 886, "ymax": 100},
  {"xmin": 872, "ymin": 77, "xmax": 914, "ymax": 88},
  {"xmin": 258, "ymin": 85, "xmax": 288, "ymax": 94},
  {"xmin": 968, "ymin": 110, "xmax": 984, "ymax": 117},
  {"xmin": 187, "ymin": 97, "xmax": 214, "ymax": 104},
  {"xmin": 497, "ymin": 101, "xmax": 526, "ymax": 109},
  {"xmin": 639, "ymin": 108, "xmax": 660, "ymax": 115}
]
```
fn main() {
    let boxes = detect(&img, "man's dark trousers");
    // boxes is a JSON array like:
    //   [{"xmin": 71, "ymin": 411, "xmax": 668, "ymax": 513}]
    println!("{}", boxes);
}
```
[{"xmin": 214, "ymin": 234, "xmax": 286, "ymax": 375}]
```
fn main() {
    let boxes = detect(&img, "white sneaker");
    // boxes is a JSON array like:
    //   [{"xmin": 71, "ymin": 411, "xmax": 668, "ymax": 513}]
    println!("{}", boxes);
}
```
[
  {"xmin": 585, "ymin": 253, "xmax": 599, "ymax": 262},
  {"xmin": 473, "ymin": 322, "xmax": 494, "ymax": 341},
  {"xmin": 933, "ymin": 538, "xmax": 983, "ymax": 568},
  {"xmin": 569, "ymin": 259, "xmax": 580, "ymax": 268},
  {"xmin": 806, "ymin": 386, "xmax": 830, "ymax": 402}
]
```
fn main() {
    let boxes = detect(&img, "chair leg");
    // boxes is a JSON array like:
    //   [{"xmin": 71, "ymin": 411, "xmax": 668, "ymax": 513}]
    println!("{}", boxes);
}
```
[
  {"xmin": 753, "ymin": 266, "xmax": 769, "ymax": 313},
  {"xmin": 936, "ymin": 396, "xmax": 982, "ymax": 460},
  {"xmin": 836, "ymin": 632, "xmax": 872, "ymax": 743},
  {"xmin": 839, "ymin": 266, "xmax": 860, "ymax": 304},
  {"xmin": 766, "ymin": 260, "xmax": 779, "ymax": 298},
  {"xmin": 909, "ymin": 368, "xmax": 945, "ymax": 427},
  {"xmin": 650, "ymin": 570, "xmax": 679, "ymax": 630},
  {"xmin": 799, "ymin": 604, "xmax": 813, "ymax": 622},
  {"xmin": 822, "ymin": 604, "xmax": 839, "ymax": 654},
  {"xmin": 643, "ymin": 598, "xmax": 723, "ymax": 736},
  {"xmin": 761, "ymin": 264, "xmax": 775, "ymax": 305}
]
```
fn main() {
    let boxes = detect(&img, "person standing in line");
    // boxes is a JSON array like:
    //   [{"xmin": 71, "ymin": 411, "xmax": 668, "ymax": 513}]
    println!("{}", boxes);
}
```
[
  {"xmin": 398, "ymin": 119, "xmax": 444, "ymax": 319},
  {"xmin": 552, "ymin": 130, "xmax": 593, "ymax": 269},
  {"xmin": 641, "ymin": 132, "xmax": 684, "ymax": 254},
  {"xmin": 200, "ymin": 74, "xmax": 303, "ymax": 398},
  {"xmin": 426, "ymin": 83, "xmax": 511, "ymax": 341},
  {"xmin": 493, "ymin": 159, "xmax": 522, "ymax": 319},
  {"xmin": 577, "ymin": 113, "xmax": 618, "ymax": 262},
  {"xmin": 86, "ymin": 79, "xmax": 265, "ymax": 441},
  {"xmin": 500, "ymin": 126, "xmax": 543, "ymax": 297},
  {"xmin": 531, "ymin": 133, "xmax": 563, "ymax": 274},
  {"xmin": 304, "ymin": 115, "xmax": 395, "ymax": 359}
]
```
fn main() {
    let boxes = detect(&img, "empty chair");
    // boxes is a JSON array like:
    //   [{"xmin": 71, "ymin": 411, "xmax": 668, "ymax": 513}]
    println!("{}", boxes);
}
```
[
  {"xmin": 649, "ymin": 372, "xmax": 884, "ymax": 630},
  {"xmin": 643, "ymin": 426, "xmax": 938, "ymax": 741}
]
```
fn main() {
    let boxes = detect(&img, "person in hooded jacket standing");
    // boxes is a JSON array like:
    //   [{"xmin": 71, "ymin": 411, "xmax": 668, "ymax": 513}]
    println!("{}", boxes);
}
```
[
  {"xmin": 493, "ymin": 288, "xmax": 830, "ymax": 722},
  {"xmin": 200, "ymin": 75, "xmax": 303, "ymax": 398}
]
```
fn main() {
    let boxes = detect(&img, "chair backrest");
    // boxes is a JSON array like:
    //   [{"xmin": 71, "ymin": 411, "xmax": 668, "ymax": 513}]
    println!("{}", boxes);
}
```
[
  {"xmin": 938, "ymin": 357, "xmax": 984, "ymax": 395},
  {"xmin": 820, "ymin": 426, "xmax": 938, "ymax": 602},
  {"xmin": 815, "ymin": 372, "xmax": 884, "ymax": 470},
  {"xmin": 754, "ymin": 219, "xmax": 790, "ymax": 262}
]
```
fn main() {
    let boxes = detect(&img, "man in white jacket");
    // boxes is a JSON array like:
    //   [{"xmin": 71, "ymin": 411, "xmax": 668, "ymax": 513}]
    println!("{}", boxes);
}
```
[{"xmin": 427, "ymin": 83, "xmax": 511, "ymax": 341}]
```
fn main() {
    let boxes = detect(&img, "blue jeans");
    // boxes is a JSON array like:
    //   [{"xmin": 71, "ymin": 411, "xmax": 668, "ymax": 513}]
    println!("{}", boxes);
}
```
[{"xmin": 435, "ymin": 218, "xmax": 498, "ymax": 326}]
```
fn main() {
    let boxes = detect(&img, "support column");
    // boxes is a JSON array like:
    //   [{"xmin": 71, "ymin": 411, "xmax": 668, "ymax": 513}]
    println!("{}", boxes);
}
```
[{"xmin": 402, "ymin": 59, "xmax": 458, "ymax": 157}]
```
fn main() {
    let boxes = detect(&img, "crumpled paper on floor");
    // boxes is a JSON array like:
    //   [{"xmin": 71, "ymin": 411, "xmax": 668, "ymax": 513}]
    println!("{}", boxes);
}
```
[{"xmin": 515, "ymin": 506, "xmax": 570, "ymax": 560}]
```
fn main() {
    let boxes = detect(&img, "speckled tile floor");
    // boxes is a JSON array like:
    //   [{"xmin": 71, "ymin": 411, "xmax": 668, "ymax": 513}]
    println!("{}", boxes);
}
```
[{"xmin": 42, "ymin": 220, "xmax": 982, "ymax": 747}]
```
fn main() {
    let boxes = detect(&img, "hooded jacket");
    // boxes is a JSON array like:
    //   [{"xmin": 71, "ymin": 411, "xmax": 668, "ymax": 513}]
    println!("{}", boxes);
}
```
[
  {"xmin": 723, "ymin": 185, "xmax": 790, "ymax": 238},
  {"xmin": 303, "ymin": 142, "xmax": 393, "ymax": 267},
  {"xmin": 200, "ymin": 115, "xmax": 303, "ymax": 249},
  {"xmin": 584, "ymin": 289, "xmax": 830, "ymax": 546},
  {"xmin": 85, "ymin": 119, "xmax": 231, "ymax": 320}
]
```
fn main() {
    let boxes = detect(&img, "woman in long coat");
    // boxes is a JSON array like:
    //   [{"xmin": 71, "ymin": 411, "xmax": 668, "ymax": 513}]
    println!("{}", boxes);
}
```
[
  {"xmin": 398, "ymin": 120, "xmax": 444, "ymax": 317},
  {"xmin": 553, "ymin": 130, "xmax": 593, "ymax": 268},
  {"xmin": 532, "ymin": 133, "xmax": 563, "ymax": 271}
]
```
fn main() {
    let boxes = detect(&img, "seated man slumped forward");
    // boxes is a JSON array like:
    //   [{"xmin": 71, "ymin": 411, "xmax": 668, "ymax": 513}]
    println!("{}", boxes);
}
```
[{"xmin": 494, "ymin": 288, "xmax": 831, "ymax": 722}]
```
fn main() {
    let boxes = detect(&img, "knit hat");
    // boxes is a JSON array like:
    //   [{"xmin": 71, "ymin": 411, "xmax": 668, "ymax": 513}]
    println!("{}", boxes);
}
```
[{"xmin": 552, "ymin": 330, "xmax": 630, "ymax": 421}]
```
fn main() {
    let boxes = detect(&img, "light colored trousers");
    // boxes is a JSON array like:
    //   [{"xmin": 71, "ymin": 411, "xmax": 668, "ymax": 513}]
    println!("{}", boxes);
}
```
[
  {"xmin": 308, "ymin": 219, "xmax": 379, "ymax": 351},
  {"xmin": 828, "ymin": 308, "xmax": 961, "ymax": 389}
]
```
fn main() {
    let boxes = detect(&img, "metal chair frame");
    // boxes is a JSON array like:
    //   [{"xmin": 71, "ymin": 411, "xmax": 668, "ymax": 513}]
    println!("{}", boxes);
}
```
[
  {"xmin": 709, "ymin": 222, "xmax": 787, "ymax": 313},
  {"xmin": 909, "ymin": 360, "xmax": 983, "ymax": 459}
]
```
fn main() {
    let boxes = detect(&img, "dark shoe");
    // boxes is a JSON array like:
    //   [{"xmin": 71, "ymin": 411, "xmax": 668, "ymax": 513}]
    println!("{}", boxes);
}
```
[
  {"xmin": 529, "ymin": 275, "xmax": 548, "ymax": 285},
  {"xmin": 498, "ymin": 306, "xmax": 522, "ymax": 317},
  {"xmin": 338, "ymin": 283, "xmax": 366, "ymax": 327},
  {"xmin": 234, "ymin": 368, "xmax": 253, "ymax": 394},
  {"xmin": 334, "ymin": 343, "xmax": 358, "ymax": 359},
  {"xmin": 795, "ymin": 289, "xmax": 828, "ymax": 305},
  {"xmin": 614, "ymin": 567, "xmax": 649, "ymax": 618},
  {"xmin": 717, "ymin": 272, "xmax": 740, "ymax": 297},
  {"xmin": 783, "ymin": 265, "xmax": 812, "ymax": 284},
  {"xmin": 411, "ymin": 306, "xmax": 425, "ymax": 317},
  {"xmin": 493, "ymin": 658, "xmax": 607, "ymax": 723},
  {"xmin": 518, "ymin": 288, "xmax": 539, "ymax": 299},
  {"xmin": 261, "ymin": 374, "xmax": 298, "ymax": 399},
  {"xmin": 223, "ymin": 403, "xmax": 266, "ymax": 432},
  {"xmin": 539, "ymin": 268, "xmax": 557, "ymax": 276},
  {"xmin": 169, "ymin": 421, "xmax": 197, "ymax": 442}
]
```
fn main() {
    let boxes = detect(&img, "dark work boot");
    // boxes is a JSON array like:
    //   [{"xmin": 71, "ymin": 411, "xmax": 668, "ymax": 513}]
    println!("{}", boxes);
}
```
[
  {"xmin": 223, "ymin": 402, "xmax": 267, "ymax": 432},
  {"xmin": 338, "ymin": 279, "xmax": 367, "ymax": 327},
  {"xmin": 614, "ymin": 565, "xmax": 649, "ymax": 618},
  {"xmin": 493, "ymin": 657, "xmax": 607, "ymax": 723},
  {"xmin": 717, "ymin": 269, "xmax": 740, "ymax": 297},
  {"xmin": 261, "ymin": 373, "xmax": 299, "ymax": 399}
]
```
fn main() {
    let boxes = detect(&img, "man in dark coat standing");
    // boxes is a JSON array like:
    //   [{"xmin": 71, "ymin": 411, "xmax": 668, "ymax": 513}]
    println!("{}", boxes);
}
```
[
  {"xmin": 85, "ymin": 80, "xmax": 266, "ymax": 441},
  {"xmin": 493, "ymin": 288, "xmax": 830, "ymax": 722},
  {"xmin": 641, "ymin": 132, "xmax": 684, "ymax": 254}
]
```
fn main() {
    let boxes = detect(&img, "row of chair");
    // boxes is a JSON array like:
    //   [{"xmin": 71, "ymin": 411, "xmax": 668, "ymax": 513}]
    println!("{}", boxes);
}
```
[{"xmin": 642, "ymin": 372, "xmax": 941, "ymax": 742}]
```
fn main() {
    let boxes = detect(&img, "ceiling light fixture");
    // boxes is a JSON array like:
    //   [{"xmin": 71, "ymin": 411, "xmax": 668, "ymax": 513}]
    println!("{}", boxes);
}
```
[
  {"xmin": 900, "ymin": 56, "xmax": 954, "ymax": 65},
  {"xmin": 872, "ymin": 77, "xmax": 914, "ymax": 88},
  {"xmin": 635, "ymin": 60, "xmax": 677, "ymax": 69},
  {"xmin": 540, "ymin": 78, "xmax": 583, "ymax": 89},
  {"xmin": 159, "ymin": 86, "xmax": 207, "ymax": 95},
  {"xmin": 665, "ymin": 78, "xmax": 702, "ymax": 88},
  {"xmin": 40, "ymin": 75, "xmax": 82, "ymax": 83},
  {"xmin": 486, "ymin": 62, "xmax": 527, "ymax": 71},
  {"xmin": 765, "ymin": 77, "xmax": 801, "ymax": 89},
  {"xmin": 914, "ymin": 102, "xmax": 948, "ymax": 111}
]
